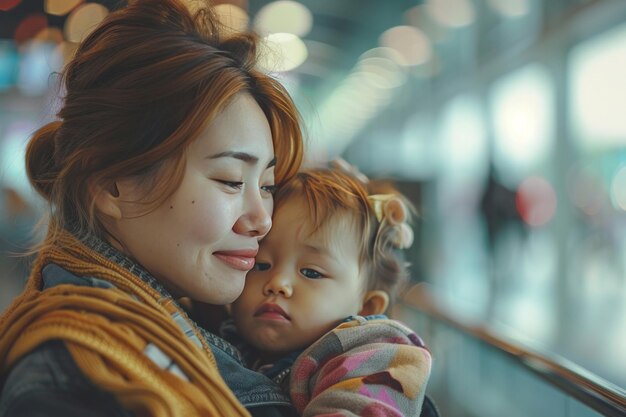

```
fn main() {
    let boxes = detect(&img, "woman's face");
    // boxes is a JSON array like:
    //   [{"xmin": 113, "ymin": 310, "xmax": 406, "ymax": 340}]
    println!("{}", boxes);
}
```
[{"xmin": 109, "ymin": 93, "xmax": 276, "ymax": 304}]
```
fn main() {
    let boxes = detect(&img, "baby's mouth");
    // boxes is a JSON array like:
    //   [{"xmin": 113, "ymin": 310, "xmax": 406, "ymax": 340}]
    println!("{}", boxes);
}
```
[{"xmin": 254, "ymin": 303, "xmax": 291, "ymax": 321}]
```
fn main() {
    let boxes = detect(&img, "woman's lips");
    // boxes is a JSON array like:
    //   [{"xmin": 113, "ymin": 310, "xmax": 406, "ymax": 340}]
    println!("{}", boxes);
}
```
[
  {"xmin": 254, "ymin": 303, "xmax": 290, "ymax": 321},
  {"xmin": 213, "ymin": 250, "xmax": 257, "ymax": 271}
]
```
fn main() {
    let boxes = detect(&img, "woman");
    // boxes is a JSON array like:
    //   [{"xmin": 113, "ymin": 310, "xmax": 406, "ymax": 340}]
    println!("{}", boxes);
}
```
[{"xmin": 0, "ymin": 0, "xmax": 303, "ymax": 416}]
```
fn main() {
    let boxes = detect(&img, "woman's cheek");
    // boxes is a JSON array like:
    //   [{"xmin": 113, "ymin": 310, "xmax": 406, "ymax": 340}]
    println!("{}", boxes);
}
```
[{"xmin": 189, "ymin": 213, "xmax": 224, "ymax": 241}]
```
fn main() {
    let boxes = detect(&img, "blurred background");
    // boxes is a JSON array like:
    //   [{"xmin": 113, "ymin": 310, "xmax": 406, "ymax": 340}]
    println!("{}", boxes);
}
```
[{"xmin": 1, "ymin": 0, "xmax": 625, "ymax": 415}]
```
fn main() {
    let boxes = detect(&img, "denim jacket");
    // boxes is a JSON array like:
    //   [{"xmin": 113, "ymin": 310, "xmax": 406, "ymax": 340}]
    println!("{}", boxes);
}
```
[{"xmin": 0, "ymin": 235, "xmax": 295, "ymax": 417}]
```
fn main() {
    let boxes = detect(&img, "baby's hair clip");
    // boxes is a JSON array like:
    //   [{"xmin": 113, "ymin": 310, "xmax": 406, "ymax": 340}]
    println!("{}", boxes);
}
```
[
  {"xmin": 368, "ymin": 194, "xmax": 406, "ymax": 225},
  {"xmin": 367, "ymin": 194, "xmax": 414, "ymax": 249}
]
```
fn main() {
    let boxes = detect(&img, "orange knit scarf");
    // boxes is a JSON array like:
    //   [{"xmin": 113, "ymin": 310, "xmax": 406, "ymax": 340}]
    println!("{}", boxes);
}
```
[{"xmin": 0, "ymin": 231, "xmax": 249, "ymax": 417}]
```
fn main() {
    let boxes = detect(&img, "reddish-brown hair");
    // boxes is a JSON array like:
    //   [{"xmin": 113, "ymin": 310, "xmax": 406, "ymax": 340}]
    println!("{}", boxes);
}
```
[
  {"xmin": 26, "ymin": 0, "xmax": 303, "ymax": 246},
  {"xmin": 274, "ymin": 168, "xmax": 414, "ymax": 308}
]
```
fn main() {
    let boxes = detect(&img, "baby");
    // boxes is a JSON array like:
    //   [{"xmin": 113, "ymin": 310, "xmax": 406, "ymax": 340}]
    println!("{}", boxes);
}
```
[{"xmin": 228, "ymin": 166, "xmax": 432, "ymax": 416}]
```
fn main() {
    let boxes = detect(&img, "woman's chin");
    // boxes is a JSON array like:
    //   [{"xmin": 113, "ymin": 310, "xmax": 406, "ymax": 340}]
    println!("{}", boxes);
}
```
[{"xmin": 210, "ymin": 278, "xmax": 246, "ymax": 305}]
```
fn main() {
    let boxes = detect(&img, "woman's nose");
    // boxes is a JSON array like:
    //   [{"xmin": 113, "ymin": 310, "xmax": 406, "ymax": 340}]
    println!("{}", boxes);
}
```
[
  {"xmin": 233, "ymin": 189, "xmax": 273, "ymax": 238},
  {"xmin": 263, "ymin": 274, "xmax": 293, "ymax": 298}
]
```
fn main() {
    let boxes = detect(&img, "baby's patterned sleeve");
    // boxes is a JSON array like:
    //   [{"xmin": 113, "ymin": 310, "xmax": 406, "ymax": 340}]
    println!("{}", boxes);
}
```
[{"xmin": 289, "ymin": 317, "xmax": 432, "ymax": 417}]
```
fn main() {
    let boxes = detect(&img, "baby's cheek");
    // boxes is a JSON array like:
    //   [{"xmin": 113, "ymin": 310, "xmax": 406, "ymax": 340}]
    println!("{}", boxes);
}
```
[
  {"xmin": 241, "ymin": 276, "xmax": 264, "ymax": 302},
  {"xmin": 232, "ymin": 303, "xmax": 257, "ymax": 340},
  {"xmin": 233, "ymin": 280, "xmax": 252, "ymax": 301}
]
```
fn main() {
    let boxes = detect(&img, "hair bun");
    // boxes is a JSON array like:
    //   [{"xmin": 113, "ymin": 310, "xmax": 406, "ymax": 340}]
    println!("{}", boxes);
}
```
[
  {"xmin": 220, "ymin": 33, "xmax": 258, "ymax": 68},
  {"xmin": 25, "ymin": 121, "xmax": 61, "ymax": 201}
]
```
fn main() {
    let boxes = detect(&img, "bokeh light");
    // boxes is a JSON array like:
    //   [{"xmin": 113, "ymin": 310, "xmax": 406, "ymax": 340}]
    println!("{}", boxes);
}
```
[
  {"xmin": 0, "ymin": 41, "xmax": 19, "ymax": 91},
  {"xmin": 438, "ymin": 94, "xmax": 488, "ymax": 183},
  {"xmin": 44, "ymin": 0, "xmax": 83, "ymax": 16},
  {"xmin": 14, "ymin": 14, "xmax": 48, "ymax": 44},
  {"xmin": 0, "ymin": 0, "xmax": 21, "ymax": 12},
  {"xmin": 56, "ymin": 41, "xmax": 79, "ymax": 66},
  {"xmin": 570, "ymin": 22, "xmax": 626, "ymax": 150},
  {"xmin": 379, "ymin": 25, "xmax": 432, "ymax": 67},
  {"xmin": 490, "ymin": 63, "xmax": 555, "ymax": 187},
  {"xmin": 516, "ymin": 176, "xmax": 557, "ymax": 227},
  {"xmin": 254, "ymin": 0, "xmax": 313, "ymax": 37},
  {"xmin": 64, "ymin": 3, "xmax": 109, "ymax": 43},
  {"xmin": 355, "ymin": 56, "xmax": 406, "ymax": 90},
  {"xmin": 487, "ymin": 0, "xmax": 530, "ymax": 18},
  {"xmin": 34, "ymin": 27, "xmax": 64, "ymax": 44},
  {"xmin": 258, "ymin": 32, "xmax": 308, "ymax": 72},
  {"xmin": 425, "ymin": 0, "xmax": 475, "ymax": 28},
  {"xmin": 214, "ymin": 0, "xmax": 248, "ymax": 9},
  {"xmin": 215, "ymin": 4, "xmax": 249, "ymax": 35}
]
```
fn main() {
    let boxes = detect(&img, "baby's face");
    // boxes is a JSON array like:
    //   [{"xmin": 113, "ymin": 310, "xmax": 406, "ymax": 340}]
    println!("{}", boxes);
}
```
[{"xmin": 231, "ymin": 197, "xmax": 364, "ymax": 357}]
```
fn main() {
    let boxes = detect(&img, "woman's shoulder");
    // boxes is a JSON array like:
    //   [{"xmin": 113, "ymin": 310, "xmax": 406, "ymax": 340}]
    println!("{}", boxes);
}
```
[{"xmin": 0, "ymin": 340, "xmax": 130, "ymax": 417}]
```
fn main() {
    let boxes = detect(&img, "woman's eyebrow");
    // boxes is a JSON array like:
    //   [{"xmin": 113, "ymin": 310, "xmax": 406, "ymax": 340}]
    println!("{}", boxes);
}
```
[{"xmin": 207, "ymin": 151, "xmax": 276, "ymax": 168}]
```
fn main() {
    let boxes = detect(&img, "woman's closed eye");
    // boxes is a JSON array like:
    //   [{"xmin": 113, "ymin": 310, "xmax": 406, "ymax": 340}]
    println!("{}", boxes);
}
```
[
  {"xmin": 215, "ymin": 180, "xmax": 276, "ymax": 196},
  {"xmin": 300, "ymin": 268, "xmax": 325, "ymax": 279},
  {"xmin": 216, "ymin": 180, "xmax": 243, "ymax": 190}
]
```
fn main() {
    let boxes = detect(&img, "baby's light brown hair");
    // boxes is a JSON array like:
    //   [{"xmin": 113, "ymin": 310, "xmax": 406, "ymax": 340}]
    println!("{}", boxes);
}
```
[{"xmin": 274, "ymin": 167, "xmax": 415, "ymax": 311}]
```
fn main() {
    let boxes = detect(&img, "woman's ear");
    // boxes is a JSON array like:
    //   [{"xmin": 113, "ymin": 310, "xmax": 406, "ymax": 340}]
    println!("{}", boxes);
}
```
[
  {"xmin": 90, "ymin": 181, "xmax": 123, "ymax": 220},
  {"xmin": 359, "ymin": 290, "xmax": 389, "ymax": 316}
]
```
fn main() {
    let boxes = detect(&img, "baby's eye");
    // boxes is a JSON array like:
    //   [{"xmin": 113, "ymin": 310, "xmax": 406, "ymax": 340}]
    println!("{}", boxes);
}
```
[
  {"xmin": 261, "ymin": 184, "xmax": 277, "ymax": 196},
  {"xmin": 253, "ymin": 262, "xmax": 271, "ymax": 271},
  {"xmin": 300, "ymin": 268, "xmax": 323, "ymax": 279}
]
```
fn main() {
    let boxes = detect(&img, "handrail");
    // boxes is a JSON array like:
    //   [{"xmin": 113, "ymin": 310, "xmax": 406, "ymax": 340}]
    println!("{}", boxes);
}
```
[{"xmin": 398, "ymin": 284, "xmax": 626, "ymax": 417}]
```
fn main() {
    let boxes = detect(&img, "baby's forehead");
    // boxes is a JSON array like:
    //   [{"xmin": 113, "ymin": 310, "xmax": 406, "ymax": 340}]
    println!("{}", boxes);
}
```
[
  {"xmin": 278, "ymin": 194, "xmax": 355, "ymax": 231},
  {"xmin": 296, "ymin": 212, "xmax": 361, "ymax": 255}
]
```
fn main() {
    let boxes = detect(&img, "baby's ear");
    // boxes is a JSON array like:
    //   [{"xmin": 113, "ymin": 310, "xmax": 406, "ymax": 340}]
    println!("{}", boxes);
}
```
[{"xmin": 359, "ymin": 290, "xmax": 389, "ymax": 316}]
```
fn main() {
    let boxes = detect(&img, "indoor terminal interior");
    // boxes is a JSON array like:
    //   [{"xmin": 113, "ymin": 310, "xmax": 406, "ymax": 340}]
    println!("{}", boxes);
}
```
[{"xmin": 0, "ymin": 0, "xmax": 625, "ymax": 416}]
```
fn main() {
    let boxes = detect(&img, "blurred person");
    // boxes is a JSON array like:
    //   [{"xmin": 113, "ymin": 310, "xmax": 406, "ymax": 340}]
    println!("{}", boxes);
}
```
[
  {"xmin": 225, "ymin": 167, "xmax": 432, "ymax": 416},
  {"xmin": 0, "ymin": 0, "xmax": 304, "ymax": 416}
]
